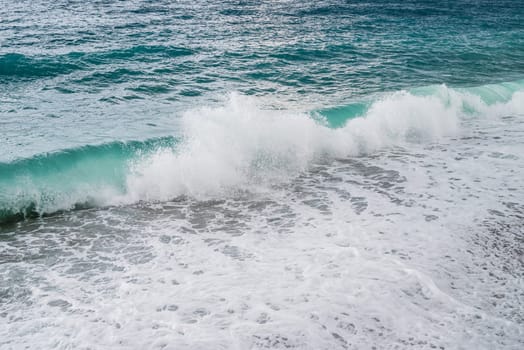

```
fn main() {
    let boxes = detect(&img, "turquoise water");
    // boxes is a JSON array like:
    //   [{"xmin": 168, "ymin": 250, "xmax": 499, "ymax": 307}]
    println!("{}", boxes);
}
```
[{"xmin": 1, "ymin": 1, "xmax": 524, "ymax": 348}]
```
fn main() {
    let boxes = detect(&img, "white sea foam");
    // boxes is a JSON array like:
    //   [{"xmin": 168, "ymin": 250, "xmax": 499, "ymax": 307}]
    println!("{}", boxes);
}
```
[
  {"xmin": 2, "ymin": 100, "xmax": 523, "ymax": 348},
  {"xmin": 124, "ymin": 85, "xmax": 523, "ymax": 202}
]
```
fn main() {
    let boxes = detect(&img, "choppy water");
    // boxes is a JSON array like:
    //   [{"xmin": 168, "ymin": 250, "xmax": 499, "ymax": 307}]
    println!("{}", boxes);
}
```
[{"xmin": 1, "ymin": 1, "xmax": 523, "ymax": 349}]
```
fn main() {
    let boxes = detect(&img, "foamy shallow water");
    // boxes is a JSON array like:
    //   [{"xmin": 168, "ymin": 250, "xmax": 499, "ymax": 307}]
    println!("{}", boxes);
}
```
[{"xmin": 1, "ymin": 112, "xmax": 522, "ymax": 349}]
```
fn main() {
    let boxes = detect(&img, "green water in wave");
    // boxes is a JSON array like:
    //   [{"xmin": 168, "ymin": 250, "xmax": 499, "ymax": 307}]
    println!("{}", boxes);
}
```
[
  {"xmin": 0, "ymin": 137, "xmax": 177, "ymax": 223},
  {"xmin": 319, "ymin": 79, "xmax": 524, "ymax": 127}
]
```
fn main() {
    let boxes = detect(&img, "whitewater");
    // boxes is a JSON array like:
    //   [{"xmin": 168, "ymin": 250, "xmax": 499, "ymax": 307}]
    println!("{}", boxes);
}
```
[
  {"xmin": 1, "ymin": 1, "xmax": 524, "ymax": 349},
  {"xmin": 2, "ymin": 82, "xmax": 523, "ymax": 222}
]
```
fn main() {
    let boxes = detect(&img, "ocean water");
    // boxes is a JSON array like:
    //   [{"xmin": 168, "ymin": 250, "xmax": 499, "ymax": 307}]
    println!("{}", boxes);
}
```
[{"xmin": 1, "ymin": 0, "xmax": 524, "ymax": 349}]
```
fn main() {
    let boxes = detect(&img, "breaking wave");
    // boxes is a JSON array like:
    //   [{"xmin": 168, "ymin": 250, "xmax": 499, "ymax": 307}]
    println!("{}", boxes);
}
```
[{"xmin": 1, "ymin": 80, "xmax": 523, "ymax": 223}]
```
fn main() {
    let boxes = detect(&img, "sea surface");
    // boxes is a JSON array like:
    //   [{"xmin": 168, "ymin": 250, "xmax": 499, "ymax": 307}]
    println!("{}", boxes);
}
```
[{"xmin": 1, "ymin": 0, "xmax": 524, "ymax": 349}]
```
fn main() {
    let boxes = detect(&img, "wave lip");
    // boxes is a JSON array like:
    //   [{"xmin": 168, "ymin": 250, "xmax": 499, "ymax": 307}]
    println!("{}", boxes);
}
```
[
  {"xmin": 0, "ymin": 137, "xmax": 177, "ymax": 224},
  {"xmin": 1, "ymin": 80, "xmax": 523, "ymax": 224}
]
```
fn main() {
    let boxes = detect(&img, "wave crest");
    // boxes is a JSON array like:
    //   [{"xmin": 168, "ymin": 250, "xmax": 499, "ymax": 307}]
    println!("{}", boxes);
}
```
[{"xmin": 1, "ymin": 81, "xmax": 523, "ymax": 223}]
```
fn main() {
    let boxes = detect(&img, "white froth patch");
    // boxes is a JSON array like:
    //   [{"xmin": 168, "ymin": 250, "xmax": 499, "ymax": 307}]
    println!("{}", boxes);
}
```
[
  {"xmin": 124, "ymin": 84, "xmax": 524, "ymax": 202},
  {"xmin": 125, "ymin": 94, "xmax": 337, "ymax": 201}
]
